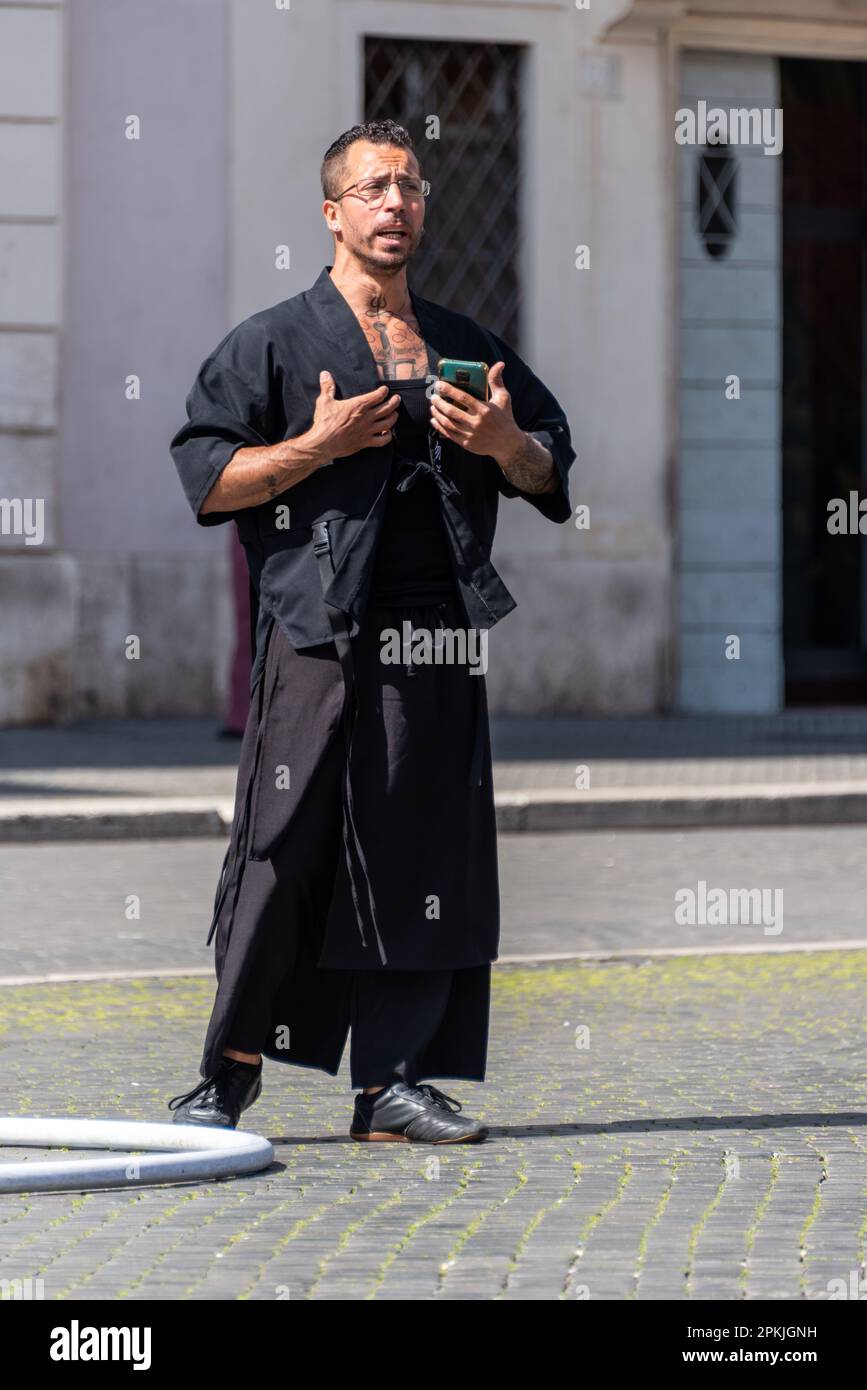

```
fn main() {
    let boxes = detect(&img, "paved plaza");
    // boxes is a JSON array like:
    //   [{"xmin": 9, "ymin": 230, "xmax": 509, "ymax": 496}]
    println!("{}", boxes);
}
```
[{"xmin": 1, "ymin": 949, "xmax": 864, "ymax": 1300}]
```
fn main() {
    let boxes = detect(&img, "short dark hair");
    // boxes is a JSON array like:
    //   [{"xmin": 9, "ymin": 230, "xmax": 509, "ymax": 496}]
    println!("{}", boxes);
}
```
[{"xmin": 320, "ymin": 119, "xmax": 421, "ymax": 201}]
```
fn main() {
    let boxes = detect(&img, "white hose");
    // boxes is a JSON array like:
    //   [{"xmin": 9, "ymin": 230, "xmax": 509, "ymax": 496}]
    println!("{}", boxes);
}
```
[{"xmin": 0, "ymin": 1117, "xmax": 274, "ymax": 1193}]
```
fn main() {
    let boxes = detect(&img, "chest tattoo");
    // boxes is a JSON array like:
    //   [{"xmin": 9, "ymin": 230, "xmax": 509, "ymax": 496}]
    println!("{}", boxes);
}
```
[{"xmin": 358, "ymin": 294, "xmax": 429, "ymax": 380}]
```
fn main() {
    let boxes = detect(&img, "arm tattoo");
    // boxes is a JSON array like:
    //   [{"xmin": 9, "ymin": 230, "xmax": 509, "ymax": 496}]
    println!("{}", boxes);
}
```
[{"xmin": 498, "ymin": 432, "xmax": 559, "ymax": 494}]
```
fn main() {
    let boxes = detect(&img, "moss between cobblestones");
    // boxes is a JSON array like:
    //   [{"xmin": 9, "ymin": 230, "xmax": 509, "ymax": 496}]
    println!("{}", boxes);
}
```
[
  {"xmin": 739, "ymin": 1150, "xmax": 781, "ymax": 1292},
  {"xmin": 496, "ymin": 1166, "xmax": 576, "ymax": 1299},
  {"xmin": 858, "ymin": 1166, "xmax": 867, "ymax": 1268},
  {"xmin": 366, "ymin": 1160, "xmax": 483, "ymax": 1300},
  {"xmin": 561, "ymin": 1159, "xmax": 634, "ymax": 1299},
  {"xmin": 493, "ymin": 952, "xmax": 867, "ymax": 1040},
  {"xmin": 436, "ymin": 1162, "xmax": 528, "ymax": 1292},
  {"xmin": 1, "ymin": 950, "xmax": 864, "ymax": 1046},
  {"xmin": 627, "ymin": 1152, "xmax": 683, "ymax": 1298},
  {"xmin": 685, "ymin": 1165, "xmax": 729, "ymax": 1293},
  {"xmin": 798, "ymin": 1162, "xmax": 825, "ymax": 1297},
  {"xmin": 237, "ymin": 1195, "xmax": 354, "ymax": 1301}
]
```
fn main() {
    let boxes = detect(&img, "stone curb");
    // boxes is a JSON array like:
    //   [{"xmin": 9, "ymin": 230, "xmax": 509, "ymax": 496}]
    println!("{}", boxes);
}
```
[
  {"xmin": 0, "ymin": 797, "xmax": 234, "ymax": 842},
  {"xmin": 494, "ymin": 782, "xmax": 867, "ymax": 830},
  {"xmin": 3, "ymin": 782, "xmax": 867, "ymax": 841}
]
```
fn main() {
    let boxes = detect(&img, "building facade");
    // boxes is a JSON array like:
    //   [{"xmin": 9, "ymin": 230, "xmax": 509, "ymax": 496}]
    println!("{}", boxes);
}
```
[{"xmin": 1, "ymin": 0, "xmax": 866, "ymax": 722}]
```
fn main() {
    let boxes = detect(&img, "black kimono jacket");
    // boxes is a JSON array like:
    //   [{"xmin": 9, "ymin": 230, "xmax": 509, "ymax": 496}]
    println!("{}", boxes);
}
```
[{"xmin": 170, "ymin": 265, "xmax": 576, "ymax": 694}]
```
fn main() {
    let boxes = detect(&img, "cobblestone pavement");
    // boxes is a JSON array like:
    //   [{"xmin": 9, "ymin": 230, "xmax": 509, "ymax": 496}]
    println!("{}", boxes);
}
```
[{"xmin": 1, "ymin": 952, "xmax": 865, "ymax": 1300}]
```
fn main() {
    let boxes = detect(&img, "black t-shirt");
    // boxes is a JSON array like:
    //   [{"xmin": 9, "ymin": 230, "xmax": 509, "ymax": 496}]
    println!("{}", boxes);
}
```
[{"xmin": 368, "ymin": 378, "xmax": 459, "ymax": 606}]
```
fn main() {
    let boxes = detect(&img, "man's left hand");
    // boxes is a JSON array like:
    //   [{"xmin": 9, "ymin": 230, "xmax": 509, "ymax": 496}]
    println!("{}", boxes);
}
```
[{"xmin": 430, "ymin": 361, "xmax": 524, "ymax": 464}]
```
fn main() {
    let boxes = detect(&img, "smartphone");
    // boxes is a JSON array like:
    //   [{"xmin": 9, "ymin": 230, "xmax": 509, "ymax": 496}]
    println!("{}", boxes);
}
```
[{"xmin": 436, "ymin": 358, "xmax": 489, "ymax": 404}]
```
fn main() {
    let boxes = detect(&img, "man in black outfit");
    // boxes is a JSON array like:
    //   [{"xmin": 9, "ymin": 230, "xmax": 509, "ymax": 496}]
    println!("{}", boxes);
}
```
[{"xmin": 167, "ymin": 120, "xmax": 575, "ymax": 1144}]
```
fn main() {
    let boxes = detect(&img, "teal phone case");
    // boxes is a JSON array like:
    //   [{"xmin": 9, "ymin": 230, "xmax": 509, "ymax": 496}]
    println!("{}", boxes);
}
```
[{"xmin": 436, "ymin": 358, "xmax": 490, "ymax": 402}]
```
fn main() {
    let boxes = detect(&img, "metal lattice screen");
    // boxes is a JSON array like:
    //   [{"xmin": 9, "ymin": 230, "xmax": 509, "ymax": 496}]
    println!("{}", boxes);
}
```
[{"xmin": 364, "ymin": 36, "xmax": 524, "ymax": 350}]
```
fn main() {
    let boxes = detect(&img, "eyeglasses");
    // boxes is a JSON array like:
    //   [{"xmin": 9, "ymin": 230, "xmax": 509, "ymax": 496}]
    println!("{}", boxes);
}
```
[{"xmin": 333, "ymin": 176, "xmax": 431, "ymax": 207}]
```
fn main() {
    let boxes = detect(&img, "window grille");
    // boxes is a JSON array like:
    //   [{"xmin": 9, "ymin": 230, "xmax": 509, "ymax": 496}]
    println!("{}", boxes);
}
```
[
  {"xmin": 697, "ymin": 142, "xmax": 738, "ymax": 259},
  {"xmin": 365, "ymin": 36, "xmax": 524, "ymax": 348}
]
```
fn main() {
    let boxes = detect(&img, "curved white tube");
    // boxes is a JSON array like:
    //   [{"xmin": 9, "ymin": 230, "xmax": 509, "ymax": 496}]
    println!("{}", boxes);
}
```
[{"xmin": 0, "ymin": 1117, "xmax": 274, "ymax": 1193}]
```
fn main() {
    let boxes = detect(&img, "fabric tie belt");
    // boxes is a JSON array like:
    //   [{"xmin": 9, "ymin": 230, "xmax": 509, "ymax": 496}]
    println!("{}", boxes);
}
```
[{"xmin": 393, "ymin": 453, "xmax": 460, "ymax": 498}]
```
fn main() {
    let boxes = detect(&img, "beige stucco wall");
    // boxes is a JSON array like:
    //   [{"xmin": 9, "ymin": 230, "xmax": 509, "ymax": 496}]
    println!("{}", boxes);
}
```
[
  {"xmin": 0, "ymin": 0, "xmax": 234, "ymax": 724},
  {"xmin": 14, "ymin": 0, "xmax": 826, "ymax": 720},
  {"xmin": 0, "ymin": 1, "xmax": 69, "ymax": 721}
]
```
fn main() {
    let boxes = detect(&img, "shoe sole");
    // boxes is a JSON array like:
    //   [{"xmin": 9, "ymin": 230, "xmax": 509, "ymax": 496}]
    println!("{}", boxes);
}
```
[
  {"xmin": 171, "ymin": 1113, "xmax": 237, "ymax": 1128},
  {"xmin": 350, "ymin": 1129, "xmax": 487, "ymax": 1144}
]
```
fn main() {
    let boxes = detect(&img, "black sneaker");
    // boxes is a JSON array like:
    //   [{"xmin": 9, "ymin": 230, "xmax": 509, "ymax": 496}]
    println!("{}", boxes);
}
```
[
  {"xmin": 167, "ymin": 1056, "xmax": 262, "ymax": 1129},
  {"xmin": 350, "ymin": 1081, "xmax": 488, "ymax": 1144}
]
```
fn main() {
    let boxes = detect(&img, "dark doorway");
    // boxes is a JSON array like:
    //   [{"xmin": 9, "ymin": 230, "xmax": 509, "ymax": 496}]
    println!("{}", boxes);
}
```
[{"xmin": 781, "ymin": 58, "xmax": 867, "ymax": 703}]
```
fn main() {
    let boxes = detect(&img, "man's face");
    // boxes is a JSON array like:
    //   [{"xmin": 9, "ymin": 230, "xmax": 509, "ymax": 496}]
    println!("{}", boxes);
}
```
[{"xmin": 327, "ymin": 141, "xmax": 425, "ymax": 272}]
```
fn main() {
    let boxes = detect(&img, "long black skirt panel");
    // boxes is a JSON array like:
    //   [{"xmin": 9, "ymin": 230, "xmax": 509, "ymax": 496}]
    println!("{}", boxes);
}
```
[
  {"xmin": 198, "ymin": 603, "xmax": 497, "ymax": 1080},
  {"xmin": 318, "ymin": 597, "xmax": 500, "ymax": 970}
]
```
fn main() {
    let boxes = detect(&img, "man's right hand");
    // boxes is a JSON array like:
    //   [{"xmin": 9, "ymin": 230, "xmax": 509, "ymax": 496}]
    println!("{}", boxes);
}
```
[{"xmin": 304, "ymin": 371, "xmax": 400, "ymax": 462}]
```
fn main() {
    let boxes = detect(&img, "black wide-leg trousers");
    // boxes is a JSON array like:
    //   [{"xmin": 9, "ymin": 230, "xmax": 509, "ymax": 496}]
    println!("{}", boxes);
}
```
[{"xmin": 225, "ymin": 957, "xmax": 480, "ymax": 1090}]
